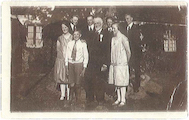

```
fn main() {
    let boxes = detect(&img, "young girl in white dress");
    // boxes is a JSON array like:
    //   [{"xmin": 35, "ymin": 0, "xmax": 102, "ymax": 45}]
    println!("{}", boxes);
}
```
[{"xmin": 109, "ymin": 23, "xmax": 131, "ymax": 107}]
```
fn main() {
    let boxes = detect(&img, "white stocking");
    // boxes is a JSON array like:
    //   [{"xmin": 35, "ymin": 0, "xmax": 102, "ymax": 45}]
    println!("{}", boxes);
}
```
[
  {"xmin": 120, "ymin": 87, "xmax": 126, "ymax": 103},
  {"xmin": 66, "ymin": 84, "xmax": 70, "ymax": 100},
  {"xmin": 116, "ymin": 87, "xmax": 121, "ymax": 102},
  {"xmin": 60, "ymin": 84, "xmax": 66, "ymax": 98}
]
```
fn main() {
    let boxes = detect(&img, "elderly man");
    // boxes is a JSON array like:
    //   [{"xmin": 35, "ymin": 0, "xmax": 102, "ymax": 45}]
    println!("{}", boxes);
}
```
[{"xmin": 85, "ymin": 17, "xmax": 109, "ymax": 106}]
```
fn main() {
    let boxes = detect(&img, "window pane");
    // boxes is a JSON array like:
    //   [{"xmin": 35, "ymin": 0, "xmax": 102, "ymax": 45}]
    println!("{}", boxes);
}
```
[
  {"xmin": 164, "ymin": 40, "xmax": 168, "ymax": 52},
  {"xmin": 27, "ymin": 39, "xmax": 33, "ymax": 44},
  {"xmin": 169, "ymin": 47, "xmax": 173, "ymax": 52},
  {"xmin": 174, "ymin": 46, "xmax": 177, "ymax": 51},
  {"xmin": 36, "ymin": 26, "xmax": 42, "ymax": 32},
  {"xmin": 26, "ymin": 39, "xmax": 34, "ymax": 48},
  {"xmin": 173, "ymin": 40, "xmax": 176, "ymax": 51},
  {"xmin": 36, "ymin": 33, "xmax": 42, "ymax": 39},
  {"xmin": 28, "ymin": 33, "xmax": 33, "ymax": 39},
  {"xmin": 164, "ymin": 47, "xmax": 168, "ymax": 52},
  {"xmin": 28, "ymin": 26, "xmax": 34, "ymax": 32},
  {"xmin": 36, "ymin": 39, "xmax": 43, "ymax": 48}
]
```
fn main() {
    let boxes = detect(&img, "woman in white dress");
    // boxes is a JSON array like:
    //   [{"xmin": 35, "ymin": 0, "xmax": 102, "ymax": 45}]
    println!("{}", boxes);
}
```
[
  {"xmin": 109, "ymin": 23, "xmax": 131, "ymax": 107},
  {"xmin": 54, "ymin": 22, "xmax": 72, "ymax": 100}
]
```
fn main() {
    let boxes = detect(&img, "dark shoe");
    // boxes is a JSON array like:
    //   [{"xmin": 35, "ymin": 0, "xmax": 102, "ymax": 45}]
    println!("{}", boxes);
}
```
[{"xmin": 134, "ymin": 88, "xmax": 139, "ymax": 93}]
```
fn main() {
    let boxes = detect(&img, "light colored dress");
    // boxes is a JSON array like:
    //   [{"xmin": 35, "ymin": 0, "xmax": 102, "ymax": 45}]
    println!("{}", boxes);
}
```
[
  {"xmin": 54, "ymin": 33, "xmax": 72, "ymax": 84},
  {"xmin": 108, "ymin": 32, "xmax": 131, "ymax": 86}
]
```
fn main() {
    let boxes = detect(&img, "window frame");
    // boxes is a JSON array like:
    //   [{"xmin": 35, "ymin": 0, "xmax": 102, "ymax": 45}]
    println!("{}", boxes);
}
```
[{"xmin": 26, "ymin": 24, "xmax": 43, "ymax": 48}]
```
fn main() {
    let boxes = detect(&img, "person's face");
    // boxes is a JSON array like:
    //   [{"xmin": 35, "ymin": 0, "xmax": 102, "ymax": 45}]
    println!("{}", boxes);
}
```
[
  {"xmin": 73, "ymin": 31, "xmax": 81, "ymax": 40},
  {"xmin": 125, "ymin": 15, "xmax": 133, "ymax": 25},
  {"xmin": 87, "ymin": 16, "xmax": 94, "ymax": 26},
  {"xmin": 71, "ymin": 16, "xmax": 78, "ymax": 25},
  {"xmin": 107, "ymin": 19, "xmax": 113, "ymax": 28},
  {"xmin": 94, "ymin": 20, "xmax": 102, "ymax": 31},
  {"xmin": 62, "ymin": 24, "xmax": 69, "ymax": 34},
  {"xmin": 112, "ymin": 24, "xmax": 119, "ymax": 35}
]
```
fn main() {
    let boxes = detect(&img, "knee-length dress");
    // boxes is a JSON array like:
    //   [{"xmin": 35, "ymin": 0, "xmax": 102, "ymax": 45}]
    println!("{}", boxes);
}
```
[
  {"xmin": 54, "ymin": 33, "xmax": 72, "ymax": 84},
  {"xmin": 108, "ymin": 32, "xmax": 131, "ymax": 87}
]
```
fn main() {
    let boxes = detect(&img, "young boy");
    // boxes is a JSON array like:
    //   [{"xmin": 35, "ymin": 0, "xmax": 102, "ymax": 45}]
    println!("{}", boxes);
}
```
[{"xmin": 65, "ymin": 30, "xmax": 89, "ymax": 104}]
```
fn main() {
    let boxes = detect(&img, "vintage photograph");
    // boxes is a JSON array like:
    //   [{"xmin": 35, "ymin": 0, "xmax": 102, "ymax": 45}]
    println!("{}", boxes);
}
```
[{"xmin": 3, "ymin": 1, "xmax": 188, "ymax": 117}]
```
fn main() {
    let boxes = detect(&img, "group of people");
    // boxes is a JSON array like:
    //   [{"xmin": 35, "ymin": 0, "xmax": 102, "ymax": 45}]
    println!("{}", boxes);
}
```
[{"xmin": 54, "ymin": 13, "xmax": 142, "ymax": 108}]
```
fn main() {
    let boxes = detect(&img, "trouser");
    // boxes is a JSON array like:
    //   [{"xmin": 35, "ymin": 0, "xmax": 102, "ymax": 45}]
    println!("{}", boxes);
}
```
[
  {"xmin": 68, "ymin": 63, "xmax": 83, "ymax": 84},
  {"xmin": 85, "ymin": 70, "xmax": 106, "ymax": 103},
  {"xmin": 85, "ymin": 74, "xmax": 94, "ymax": 102},
  {"xmin": 130, "ymin": 57, "xmax": 141, "ymax": 91},
  {"xmin": 95, "ymin": 76, "xmax": 105, "ymax": 102},
  {"xmin": 68, "ymin": 63, "xmax": 83, "ymax": 103},
  {"xmin": 105, "ymin": 84, "xmax": 116, "ymax": 96}
]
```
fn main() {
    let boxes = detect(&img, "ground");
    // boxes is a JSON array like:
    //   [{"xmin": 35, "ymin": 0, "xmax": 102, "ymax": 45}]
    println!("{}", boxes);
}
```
[{"xmin": 11, "ymin": 68, "xmax": 184, "ymax": 112}]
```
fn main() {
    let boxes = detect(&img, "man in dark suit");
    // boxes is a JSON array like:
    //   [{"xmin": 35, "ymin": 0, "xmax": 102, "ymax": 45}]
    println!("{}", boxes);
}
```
[
  {"xmin": 81, "ymin": 15, "xmax": 95, "ymax": 41},
  {"xmin": 69, "ymin": 15, "xmax": 79, "ymax": 34},
  {"xmin": 103, "ymin": 17, "xmax": 115, "ymax": 96},
  {"xmin": 85, "ymin": 17, "xmax": 109, "ymax": 105},
  {"xmin": 120, "ymin": 13, "xmax": 142, "ymax": 93},
  {"xmin": 81, "ymin": 15, "xmax": 96, "ymax": 104}
]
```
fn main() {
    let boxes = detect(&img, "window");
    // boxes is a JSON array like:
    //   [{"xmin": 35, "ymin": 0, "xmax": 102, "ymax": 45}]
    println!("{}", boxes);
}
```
[
  {"xmin": 26, "ymin": 25, "xmax": 43, "ymax": 48},
  {"xmin": 163, "ymin": 30, "xmax": 176, "ymax": 52}
]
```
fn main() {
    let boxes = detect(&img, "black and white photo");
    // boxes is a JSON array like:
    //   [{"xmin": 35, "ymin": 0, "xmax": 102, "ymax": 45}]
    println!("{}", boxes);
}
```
[{"xmin": 2, "ymin": 1, "xmax": 188, "ymax": 118}]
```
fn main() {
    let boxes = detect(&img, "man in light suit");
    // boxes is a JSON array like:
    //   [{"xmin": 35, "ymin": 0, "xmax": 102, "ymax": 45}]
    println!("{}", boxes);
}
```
[{"xmin": 121, "ymin": 13, "xmax": 142, "ymax": 93}]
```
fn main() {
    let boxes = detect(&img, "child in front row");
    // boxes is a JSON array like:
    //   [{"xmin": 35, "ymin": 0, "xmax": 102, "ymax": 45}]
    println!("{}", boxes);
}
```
[{"xmin": 65, "ymin": 30, "xmax": 89, "ymax": 104}]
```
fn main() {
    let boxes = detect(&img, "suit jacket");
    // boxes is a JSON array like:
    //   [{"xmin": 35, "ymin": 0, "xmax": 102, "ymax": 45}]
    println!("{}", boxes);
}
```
[
  {"xmin": 81, "ymin": 24, "xmax": 95, "ymax": 41},
  {"xmin": 120, "ymin": 23, "xmax": 142, "ymax": 60},
  {"xmin": 68, "ymin": 22, "xmax": 80, "ymax": 34},
  {"xmin": 103, "ymin": 27, "xmax": 114, "ymax": 68},
  {"xmin": 87, "ymin": 29, "xmax": 110, "ymax": 74}
]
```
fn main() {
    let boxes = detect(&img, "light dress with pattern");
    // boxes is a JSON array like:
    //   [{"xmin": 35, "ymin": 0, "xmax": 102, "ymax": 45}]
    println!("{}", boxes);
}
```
[
  {"xmin": 108, "ymin": 32, "xmax": 131, "ymax": 87},
  {"xmin": 54, "ymin": 33, "xmax": 72, "ymax": 84}
]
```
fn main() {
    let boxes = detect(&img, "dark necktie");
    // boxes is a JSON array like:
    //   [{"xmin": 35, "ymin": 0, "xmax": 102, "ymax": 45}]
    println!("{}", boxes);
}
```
[
  {"xmin": 71, "ymin": 40, "xmax": 77, "ymax": 61},
  {"xmin": 73, "ymin": 25, "xmax": 76, "ymax": 31},
  {"xmin": 89, "ymin": 26, "xmax": 92, "ymax": 31},
  {"xmin": 96, "ymin": 32, "xmax": 100, "ymax": 41}
]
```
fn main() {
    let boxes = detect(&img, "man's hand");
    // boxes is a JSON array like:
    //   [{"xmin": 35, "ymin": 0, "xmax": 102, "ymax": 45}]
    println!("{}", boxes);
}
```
[
  {"xmin": 80, "ymin": 68, "xmax": 86, "ymax": 77},
  {"xmin": 101, "ymin": 64, "xmax": 107, "ymax": 72}
]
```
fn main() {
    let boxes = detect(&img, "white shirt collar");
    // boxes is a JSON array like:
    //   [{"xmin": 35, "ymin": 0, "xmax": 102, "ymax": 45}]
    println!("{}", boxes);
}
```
[
  {"xmin": 97, "ymin": 28, "xmax": 102, "ymax": 34},
  {"xmin": 108, "ymin": 27, "xmax": 112, "ymax": 31},
  {"xmin": 128, "ymin": 22, "xmax": 134, "ymax": 29},
  {"xmin": 70, "ymin": 23, "xmax": 75, "ymax": 29},
  {"xmin": 88, "ymin": 24, "xmax": 94, "ymax": 30},
  {"xmin": 73, "ymin": 39, "xmax": 81, "ymax": 44}
]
